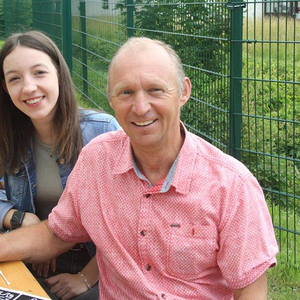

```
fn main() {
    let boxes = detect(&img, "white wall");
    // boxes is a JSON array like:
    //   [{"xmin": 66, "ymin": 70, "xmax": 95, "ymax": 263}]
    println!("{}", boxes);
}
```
[
  {"xmin": 72, "ymin": 1, "xmax": 117, "ymax": 17},
  {"xmin": 245, "ymin": 1, "xmax": 264, "ymax": 19}
]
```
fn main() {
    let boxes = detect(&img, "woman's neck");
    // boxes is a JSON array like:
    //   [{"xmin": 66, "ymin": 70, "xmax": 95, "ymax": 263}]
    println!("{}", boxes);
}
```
[{"xmin": 33, "ymin": 121, "xmax": 55, "ymax": 146}]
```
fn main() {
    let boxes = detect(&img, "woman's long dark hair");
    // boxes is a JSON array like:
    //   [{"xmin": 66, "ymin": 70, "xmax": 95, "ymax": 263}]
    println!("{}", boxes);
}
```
[{"xmin": 0, "ymin": 31, "xmax": 83, "ymax": 175}]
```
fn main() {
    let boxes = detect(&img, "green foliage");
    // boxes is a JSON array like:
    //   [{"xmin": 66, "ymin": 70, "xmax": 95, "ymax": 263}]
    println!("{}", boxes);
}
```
[
  {"xmin": 268, "ymin": 260, "xmax": 300, "ymax": 299},
  {"xmin": 267, "ymin": 202, "xmax": 300, "ymax": 298},
  {"xmin": 71, "ymin": 12, "xmax": 126, "ymax": 115},
  {"xmin": 240, "ymin": 23, "xmax": 300, "ymax": 210},
  {"xmin": 116, "ymin": 0, "xmax": 230, "ymax": 75},
  {"xmin": 0, "ymin": 0, "xmax": 32, "ymax": 37}
]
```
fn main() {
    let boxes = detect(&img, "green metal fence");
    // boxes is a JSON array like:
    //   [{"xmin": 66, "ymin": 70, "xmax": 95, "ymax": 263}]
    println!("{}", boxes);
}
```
[{"xmin": 0, "ymin": 0, "xmax": 299, "ymax": 267}]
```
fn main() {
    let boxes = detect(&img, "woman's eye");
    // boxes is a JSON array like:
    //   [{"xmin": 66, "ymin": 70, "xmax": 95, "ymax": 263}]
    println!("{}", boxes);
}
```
[
  {"xmin": 8, "ymin": 77, "xmax": 19, "ymax": 83},
  {"xmin": 35, "ymin": 70, "xmax": 47, "ymax": 76}
]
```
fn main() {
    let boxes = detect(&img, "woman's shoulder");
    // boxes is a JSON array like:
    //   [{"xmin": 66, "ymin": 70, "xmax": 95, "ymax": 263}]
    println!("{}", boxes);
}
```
[
  {"xmin": 79, "ymin": 109, "xmax": 121, "ymax": 146},
  {"xmin": 79, "ymin": 109, "xmax": 116, "ymax": 123}
]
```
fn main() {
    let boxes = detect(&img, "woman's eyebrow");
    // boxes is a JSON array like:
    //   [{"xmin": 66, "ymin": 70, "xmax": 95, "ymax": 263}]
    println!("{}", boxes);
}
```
[{"xmin": 4, "ymin": 63, "xmax": 49, "ymax": 77}]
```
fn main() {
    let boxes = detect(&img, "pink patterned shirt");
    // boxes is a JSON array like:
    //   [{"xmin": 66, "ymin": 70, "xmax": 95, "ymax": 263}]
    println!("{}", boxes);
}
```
[{"xmin": 49, "ymin": 125, "xmax": 278, "ymax": 300}]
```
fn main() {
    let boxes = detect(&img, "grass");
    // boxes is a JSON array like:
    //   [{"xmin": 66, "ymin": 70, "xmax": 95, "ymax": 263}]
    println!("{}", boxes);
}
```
[
  {"xmin": 268, "ymin": 262, "xmax": 300, "ymax": 299},
  {"xmin": 267, "ymin": 201, "xmax": 300, "ymax": 298}
]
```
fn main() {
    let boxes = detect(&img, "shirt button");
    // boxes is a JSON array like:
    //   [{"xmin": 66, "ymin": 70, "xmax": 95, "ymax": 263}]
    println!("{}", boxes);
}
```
[
  {"xmin": 145, "ymin": 264, "xmax": 151, "ymax": 271},
  {"xmin": 161, "ymin": 294, "xmax": 166, "ymax": 299},
  {"xmin": 145, "ymin": 194, "xmax": 151, "ymax": 198},
  {"xmin": 140, "ymin": 230, "xmax": 147, "ymax": 236}
]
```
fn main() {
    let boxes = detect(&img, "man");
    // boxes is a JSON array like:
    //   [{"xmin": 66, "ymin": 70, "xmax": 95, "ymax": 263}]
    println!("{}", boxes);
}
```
[{"xmin": 0, "ymin": 37, "xmax": 278, "ymax": 299}]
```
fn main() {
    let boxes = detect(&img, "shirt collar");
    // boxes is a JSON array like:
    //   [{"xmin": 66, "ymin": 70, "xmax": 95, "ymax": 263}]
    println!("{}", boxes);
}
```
[
  {"xmin": 113, "ymin": 122, "xmax": 197, "ymax": 195},
  {"xmin": 132, "ymin": 154, "xmax": 179, "ymax": 193}
]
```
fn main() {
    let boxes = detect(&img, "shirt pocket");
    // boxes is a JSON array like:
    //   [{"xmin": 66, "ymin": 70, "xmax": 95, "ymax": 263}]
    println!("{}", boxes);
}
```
[{"xmin": 166, "ymin": 223, "xmax": 219, "ymax": 279}]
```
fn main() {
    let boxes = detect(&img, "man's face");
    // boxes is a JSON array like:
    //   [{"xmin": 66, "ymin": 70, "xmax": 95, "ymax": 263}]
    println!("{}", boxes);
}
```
[{"xmin": 109, "ymin": 44, "xmax": 190, "ymax": 151}]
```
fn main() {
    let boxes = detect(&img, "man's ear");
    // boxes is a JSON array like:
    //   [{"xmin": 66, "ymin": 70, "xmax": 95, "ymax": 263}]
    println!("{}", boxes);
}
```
[
  {"xmin": 179, "ymin": 77, "xmax": 192, "ymax": 108},
  {"xmin": 106, "ymin": 85, "xmax": 113, "ymax": 108},
  {"xmin": 108, "ymin": 96, "xmax": 114, "ymax": 109},
  {"xmin": 2, "ymin": 80, "xmax": 8, "ymax": 93}
]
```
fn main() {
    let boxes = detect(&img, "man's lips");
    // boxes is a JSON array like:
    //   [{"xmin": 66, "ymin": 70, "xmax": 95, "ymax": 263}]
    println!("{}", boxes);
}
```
[{"xmin": 133, "ymin": 120, "xmax": 156, "ymax": 127}]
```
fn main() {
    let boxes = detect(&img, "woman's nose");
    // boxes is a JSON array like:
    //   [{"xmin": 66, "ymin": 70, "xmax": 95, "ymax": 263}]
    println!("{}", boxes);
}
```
[{"xmin": 22, "ymin": 78, "xmax": 37, "ymax": 94}]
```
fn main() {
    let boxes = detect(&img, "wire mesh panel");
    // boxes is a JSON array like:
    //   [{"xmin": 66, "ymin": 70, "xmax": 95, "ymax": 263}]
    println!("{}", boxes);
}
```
[
  {"xmin": 32, "ymin": 0, "xmax": 63, "ymax": 51},
  {"xmin": 241, "ymin": 0, "xmax": 300, "ymax": 266},
  {"xmin": 0, "ymin": 1, "xmax": 5, "ymax": 37},
  {"xmin": 71, "ymin": 0, "xmax": 126, "ymax": 114},
  {"xmin": 0, "ymin": 0, "xmax": 32, "ymax": 37}
]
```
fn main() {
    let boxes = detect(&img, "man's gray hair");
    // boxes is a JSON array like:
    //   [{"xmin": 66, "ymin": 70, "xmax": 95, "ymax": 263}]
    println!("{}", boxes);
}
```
[{"xmin": 107, "ymin": 37, "xmax": 186, "ymax": 96}]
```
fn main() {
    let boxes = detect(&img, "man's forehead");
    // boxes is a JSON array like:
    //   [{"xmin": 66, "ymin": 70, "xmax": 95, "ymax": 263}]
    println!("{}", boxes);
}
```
[
  {"xmin": 108, "ymin": 39, "xmax": 177, "ymax": 94},
  {"xmin": 112, "ymin": 75, "xmax": 166, "ymax": 90},
  {"xmin": 115, "ymin": 41, "xmax": 168, "ymax": 65},
  {"xmin": 122, "ymin": 39, "xmax": 161, "ymax": 53}
]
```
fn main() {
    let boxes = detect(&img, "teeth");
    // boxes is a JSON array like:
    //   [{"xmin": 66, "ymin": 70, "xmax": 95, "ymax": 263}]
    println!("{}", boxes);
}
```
[
  {"xmin": 26, "ymin": 96, "xmax": 43, "ymax": 104},
  {"xmin": 134, "ymin": 120, "xmax": 154, "ymax": 126}
]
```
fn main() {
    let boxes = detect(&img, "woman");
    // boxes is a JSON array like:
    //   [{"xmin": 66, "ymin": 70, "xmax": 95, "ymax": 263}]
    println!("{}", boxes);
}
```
[{"xmin": 0, "ymin": 31, "xmax": 120, "ymax": 299}]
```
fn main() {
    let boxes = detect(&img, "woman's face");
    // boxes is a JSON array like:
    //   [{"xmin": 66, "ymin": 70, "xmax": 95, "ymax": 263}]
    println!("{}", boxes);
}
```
[{"xmin": 2, "ymin": 46, "xmax": 59, "ymax": 128}]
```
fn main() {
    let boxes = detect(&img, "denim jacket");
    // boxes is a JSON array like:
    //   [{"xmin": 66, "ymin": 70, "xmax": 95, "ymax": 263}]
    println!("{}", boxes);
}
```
[{"xmin": 0, "ymin": 109, "xmax": 120, "ymax": 255}]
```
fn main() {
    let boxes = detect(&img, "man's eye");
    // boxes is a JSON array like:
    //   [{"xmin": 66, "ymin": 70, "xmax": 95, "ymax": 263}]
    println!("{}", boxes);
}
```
[
  {"xmin": 122, "ymin": 90, "xmax": 132, "ymax": 95},
  {"xmin": 149, "ymin": 88, "xmax": 162, "ymax": 92}
]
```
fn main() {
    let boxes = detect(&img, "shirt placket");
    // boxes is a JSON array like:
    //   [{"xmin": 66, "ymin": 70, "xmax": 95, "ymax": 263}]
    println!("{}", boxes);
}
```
[{"xmin": 138, "ymin": 187, "xmax": 154, "ymax": 276}]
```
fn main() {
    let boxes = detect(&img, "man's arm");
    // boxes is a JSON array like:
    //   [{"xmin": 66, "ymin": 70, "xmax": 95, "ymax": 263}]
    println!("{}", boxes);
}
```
[
  {"xmin": 0, "ymin": 220, "xmax": 75, "ymax": 263},
  {"xmin": 232, "ymin": 272, "xmax": 267, "ymax": 300}
]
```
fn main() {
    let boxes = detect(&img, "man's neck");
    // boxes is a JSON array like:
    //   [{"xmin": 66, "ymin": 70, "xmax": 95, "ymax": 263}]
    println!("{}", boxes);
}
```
[{"xmin": 132, "ymin": 133, "xmax": 184, "ymax": 186}]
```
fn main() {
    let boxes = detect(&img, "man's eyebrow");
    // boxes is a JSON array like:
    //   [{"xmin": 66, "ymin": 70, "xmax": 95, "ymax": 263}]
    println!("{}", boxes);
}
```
[
  {"xmin": 4, "ymin": 63, "xmax": 49, "ymax": 77},
  {"xmin": 112, "ymin": 82, "xmax": 129, "ymax": 93}
]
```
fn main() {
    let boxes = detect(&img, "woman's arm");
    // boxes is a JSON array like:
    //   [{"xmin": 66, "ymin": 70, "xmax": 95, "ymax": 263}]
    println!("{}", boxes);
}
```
[
  {"xmin": 44, "ymin": 256, "xmax": 99, "ymax": 300},
  {"xmin": 3, "ymin": 209, "xmax": 41, "ymax": 229}
]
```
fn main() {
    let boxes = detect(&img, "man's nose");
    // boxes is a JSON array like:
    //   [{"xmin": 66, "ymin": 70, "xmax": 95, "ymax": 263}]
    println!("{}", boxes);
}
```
[{"xmin": 132, "ymin": 91, "xmax": 151, "ymax": 116}]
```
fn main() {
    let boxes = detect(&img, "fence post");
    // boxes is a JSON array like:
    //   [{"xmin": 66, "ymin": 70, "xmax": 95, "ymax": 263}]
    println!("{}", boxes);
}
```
[
  {"xmin": 127, "ymin": 0, "xmax": 134, "ymax": 37},
  {"xmin": 80, "ymin": 0, "xmax": 88, "ymax": 98},
  {"xmin": 3, "ymin": 0, "xmax": 10, "ymax": 37},
  {"xmin": 62, "ymin": 0, "xmax": 72, "ymax": 72},
  {"xmin": 228, "ymin": 1, "xmax": 245, "ymax": 160},
  {"xmin": 55, "ymin": 1, "xmax": 62, "ymax": 50}
]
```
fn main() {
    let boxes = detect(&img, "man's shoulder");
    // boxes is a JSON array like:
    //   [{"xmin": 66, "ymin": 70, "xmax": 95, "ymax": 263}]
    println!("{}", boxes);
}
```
[
  {"xmin": 187, "ymin": 131, "xmax": 251, "ymax": 177},
  {"xmin": 84, "ymin": 129, "xmax": 127, "ymax": 150}
]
